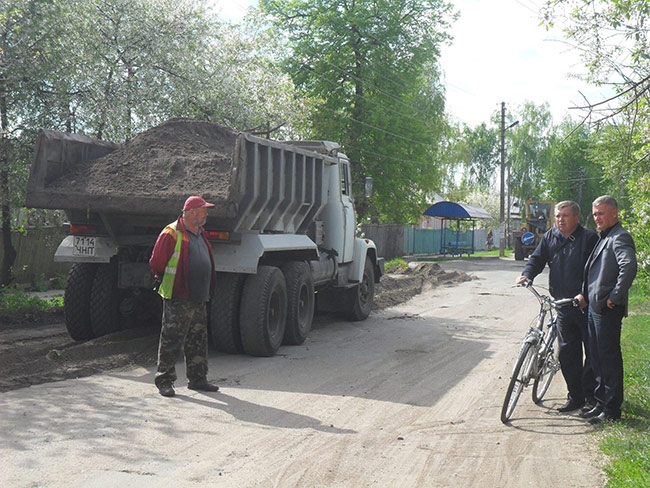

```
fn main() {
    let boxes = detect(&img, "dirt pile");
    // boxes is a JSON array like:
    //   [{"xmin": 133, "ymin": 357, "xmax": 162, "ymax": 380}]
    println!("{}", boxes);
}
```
[
  {"xmin": 49, "ymin": 119, "xmax": 238, "ymax": 202},
  {"xmin": 373, "ymin": 262, "xmax": 476, "ymax": 309}
]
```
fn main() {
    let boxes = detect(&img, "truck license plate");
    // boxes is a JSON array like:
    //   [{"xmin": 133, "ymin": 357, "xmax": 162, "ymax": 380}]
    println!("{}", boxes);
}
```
[{"xmin": 73, "ymin": 236, "xmax": 96, "ymax": 257}]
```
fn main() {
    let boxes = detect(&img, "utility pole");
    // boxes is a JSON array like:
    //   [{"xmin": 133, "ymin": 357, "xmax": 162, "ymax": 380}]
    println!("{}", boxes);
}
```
[
  {"xmin": 499, "ymin": 102, "xmax": 506, "ymax": 257},
  {"xmin": 499, "ymin": 103, "xmax": 519, "ymax": 258}
]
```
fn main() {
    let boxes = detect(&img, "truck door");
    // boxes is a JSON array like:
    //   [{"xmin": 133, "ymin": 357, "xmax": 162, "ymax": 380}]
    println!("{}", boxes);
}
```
[{"xmin": 341, "ymin": 161, "xmax": 355, "ymax": 262}]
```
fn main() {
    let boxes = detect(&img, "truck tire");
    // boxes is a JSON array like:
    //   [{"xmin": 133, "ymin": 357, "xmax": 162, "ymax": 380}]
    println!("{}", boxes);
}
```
[
  {"xmin": 89, "ymin": 263, "xmax": 121, "ymax": 337},
  {"xmin": 64, "ymin": 263, "xmax": 98, "ymax": 341},
  {"xmin": 208, "ymin": 272, "xmax": 246, "ymax": 353},
  {"xmin": 281, "ymin": 261, "xmax": 314, "ymax": 345},
  {"xmin": 514, "ymin": 240, "xmax": 524, "ymax": 261},
  {"xmin": 239, "ymin": 266, "xmax": 287, "ymax": 357},
  {"xmin": 346, "ymin": 257, "xmax": 375, "ymax": 321}
]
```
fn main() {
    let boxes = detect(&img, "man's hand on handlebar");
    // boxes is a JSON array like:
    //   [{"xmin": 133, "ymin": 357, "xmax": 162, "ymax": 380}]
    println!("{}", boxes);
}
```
[
  {"xmin": 515, "ymin": 276, "xmax": 530, "ymax": 286},
  {"xmin": 574, "ymin": 293, "xmax": 587, "ymax": 309}
]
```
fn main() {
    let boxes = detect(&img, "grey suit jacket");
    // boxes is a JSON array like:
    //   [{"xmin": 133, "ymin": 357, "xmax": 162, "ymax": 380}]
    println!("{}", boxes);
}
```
[{"xmin": 583, "ymin": 222, "xmax": 637, "ymax": 315}]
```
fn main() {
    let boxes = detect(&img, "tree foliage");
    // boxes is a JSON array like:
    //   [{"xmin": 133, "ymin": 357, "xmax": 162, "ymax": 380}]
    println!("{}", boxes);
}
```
[
  {"xmin": 259, "ymin": 0, "xmax": 456, "ymax": 224},
  {"xmin": 543, "ymin": 0, "xmax": 650, "ymax": 291}
]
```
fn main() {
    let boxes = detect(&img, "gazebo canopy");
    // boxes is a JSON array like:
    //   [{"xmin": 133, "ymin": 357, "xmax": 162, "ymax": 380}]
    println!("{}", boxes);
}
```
[
  {"xmin": 422, "ymin": 201, "xmax": 492, "ymax": 256},
  {"xmin": 423, "ymin": 201, "xmax": 492, "ymax": 220}
]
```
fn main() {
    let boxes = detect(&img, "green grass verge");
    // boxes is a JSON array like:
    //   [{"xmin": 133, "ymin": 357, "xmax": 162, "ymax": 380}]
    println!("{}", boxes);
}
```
[
  {"xmin": 385, "ymin": 257, "xmax": 409, "ymax": 273},
  {"xmin": 410, "ymin": 248, "xmax": 513, "ymax": 261},
  {"xmin": 599, "ymin": 287, "xmax": 650, "ymax": 487},
  {"xmin": 0, "ymin": 289, "xmax": 63, "ymax": 322}
]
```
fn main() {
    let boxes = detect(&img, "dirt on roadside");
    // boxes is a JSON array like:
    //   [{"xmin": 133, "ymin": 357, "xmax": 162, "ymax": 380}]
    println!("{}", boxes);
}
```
[{"xmin": 0, "ymin": 262, "xmax": 476, "ymax": 393}]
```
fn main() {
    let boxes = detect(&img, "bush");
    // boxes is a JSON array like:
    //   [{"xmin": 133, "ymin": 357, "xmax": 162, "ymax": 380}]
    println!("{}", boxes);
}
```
[
  {"xmin": 0, "ymin": 288, "xmax": 62, "ymax": 321},
  {"xmin": 385, "ymin": 257, "xmax": 408, "ymax": 273}
]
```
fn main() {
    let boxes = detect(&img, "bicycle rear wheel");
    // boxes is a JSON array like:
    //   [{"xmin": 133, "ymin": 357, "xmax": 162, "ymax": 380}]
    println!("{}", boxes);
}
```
[
  {"xmin": 532, "ymin": 329, "xmax": 559, "ymax": 404},
  {"xmin": 501, "ymin": 341, "xmax": 536, "ymax": 423}
]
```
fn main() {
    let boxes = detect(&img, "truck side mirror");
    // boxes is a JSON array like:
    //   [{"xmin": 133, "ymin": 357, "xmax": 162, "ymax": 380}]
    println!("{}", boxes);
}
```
[{"xmin": 364, "ymin": 177, "xmax": 374, "ymax": 197}]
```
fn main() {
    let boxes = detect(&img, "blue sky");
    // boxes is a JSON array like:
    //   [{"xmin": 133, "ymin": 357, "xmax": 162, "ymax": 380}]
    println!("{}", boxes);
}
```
[{"xmin": 208, "ymin": 0, "xmax": 610, "ymax": 127}]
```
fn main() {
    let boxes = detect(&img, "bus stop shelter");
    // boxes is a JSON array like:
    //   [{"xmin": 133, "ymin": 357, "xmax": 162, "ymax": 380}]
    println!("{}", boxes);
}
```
[{"xmin": 423, "ymin": 201, "xmax": 492, "ymax": 256}]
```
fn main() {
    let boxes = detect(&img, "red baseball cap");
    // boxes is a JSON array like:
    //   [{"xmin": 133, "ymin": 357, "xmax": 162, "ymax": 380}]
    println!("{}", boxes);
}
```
[{"xmin": 183, "ymin": 196, "xmax": 215, "ymax": 211}]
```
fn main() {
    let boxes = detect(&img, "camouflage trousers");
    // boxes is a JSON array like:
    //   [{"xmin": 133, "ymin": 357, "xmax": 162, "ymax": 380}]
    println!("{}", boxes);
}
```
[{"xmin": 155, "ymin": 298, "xmax": 209, "ymax": 387}]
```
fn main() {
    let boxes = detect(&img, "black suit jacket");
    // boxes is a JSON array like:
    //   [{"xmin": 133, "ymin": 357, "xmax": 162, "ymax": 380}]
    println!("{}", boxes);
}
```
[{"xmin": 583, "ymin": 222, "xmax": 637, "ymax": 315}]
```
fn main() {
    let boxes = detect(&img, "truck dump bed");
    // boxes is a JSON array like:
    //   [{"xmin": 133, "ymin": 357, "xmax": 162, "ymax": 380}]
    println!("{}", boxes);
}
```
[{"xmin": 26, "ymin": 119, "xmax": 332, "ymax": 234}]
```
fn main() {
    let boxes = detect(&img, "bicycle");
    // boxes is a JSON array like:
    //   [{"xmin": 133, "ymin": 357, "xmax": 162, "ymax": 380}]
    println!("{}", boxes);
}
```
[{"xmin": 500, "ymin": 280, "xmax": 577, "ymax": 424}]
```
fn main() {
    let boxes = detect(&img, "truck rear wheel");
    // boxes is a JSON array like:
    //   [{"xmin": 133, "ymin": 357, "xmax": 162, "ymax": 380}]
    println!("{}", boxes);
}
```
[
  {"xmin": 239, "ymin": 266, "xmax": 287, "ymax": 357},
  {"xmin": 281, "ymin": 261, "xmax": 314, "ymax": 345},
  {"xmin": 346, "ymin": 257, "xmax": 375, "ymax": 321},
  {"xmin": 64, "ymin": 263, "xmax": 98, "ymax": 341},
  {"xmin": 90, "ymin": 263, "xmax": 121, "ymax": 337},
  {"xmin": 208, "ymin": 272, "xmax": 246, "ymax": 353}
]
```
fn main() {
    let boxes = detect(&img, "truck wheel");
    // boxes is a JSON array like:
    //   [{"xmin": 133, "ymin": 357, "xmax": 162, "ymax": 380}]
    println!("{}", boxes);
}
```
[
  {"xmin": 64, "ymin": 263, "xmax": 98, "ymax": 341},
  {"xmin": 514, "ymin": 241, "xmax": 524, "ymax": 261},
  {"xmin": 208, "ymin": 272, "xmax": 246, "ymax": 353},
  {"xmin": 347, "ymin": 257, "xmax": 375, "ymax": 321},
  {"xmin": 239, "ymin": 266, "xmax": 287, "ymax": 357},
  {"xmin": 90, "ymin": 263, "xmax": 121, "ymax": 337},
  {"xmin": 281, "ymin": 261, "xmax": 314, "ymax": 345}
]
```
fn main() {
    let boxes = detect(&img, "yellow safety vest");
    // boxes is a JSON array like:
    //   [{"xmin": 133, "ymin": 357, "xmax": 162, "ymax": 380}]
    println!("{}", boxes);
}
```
[{"xmin": 157, "ymin": 221, "xmax": 182, "ymax": 299}]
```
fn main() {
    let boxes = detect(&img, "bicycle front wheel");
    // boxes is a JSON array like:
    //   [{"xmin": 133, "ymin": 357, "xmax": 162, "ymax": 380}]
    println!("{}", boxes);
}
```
[
  {"xmin": 532, "ymin": 330, "xmax": 559, "ymax": 404},
  {"xmin": 501, "ymin": 341, "xmax": 536, "ymax": 423}
]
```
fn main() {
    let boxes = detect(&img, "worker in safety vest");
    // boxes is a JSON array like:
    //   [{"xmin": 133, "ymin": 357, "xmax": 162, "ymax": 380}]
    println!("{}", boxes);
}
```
[{"xmin": 149, "ymin": 196, "xmax": 218, "ymax": 397}]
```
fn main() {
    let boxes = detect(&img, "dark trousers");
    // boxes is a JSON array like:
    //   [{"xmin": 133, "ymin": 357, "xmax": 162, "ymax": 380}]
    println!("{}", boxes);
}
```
[
  {"xmin": 557, "ymin": 307, "xmax": 595, "ymax": 403},
  {"xmin": 155, "ymin": 298, "xmax": 209, "ymax": 387},
  {"xmin": 588, "ymin": 306, "xmax": 625, "ymax": 417}
]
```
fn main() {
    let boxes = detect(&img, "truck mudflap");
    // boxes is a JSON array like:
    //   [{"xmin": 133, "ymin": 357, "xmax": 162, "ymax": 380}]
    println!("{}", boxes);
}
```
[
  {"xmin": 349, "ymin": 237, "xmax": 382, "ymax": 283},
  {"xmin": 54, "ymin": 235, "xmax": 118, "ymax": 263}
]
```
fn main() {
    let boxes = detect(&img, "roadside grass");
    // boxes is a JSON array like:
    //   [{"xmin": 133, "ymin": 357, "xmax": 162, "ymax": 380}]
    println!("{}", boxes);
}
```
[
  {"xmin": 384, "ymin": 257, "xmax": 409, "ymax": 273},
  {"xmin": 599, "ymin": 285, "xmax": 650, "ymax": 487},
  {"xmin": 0, "ymin": 288, "xmax": 63, "ymax": 322},
  {"xmin": 410, "ymin": 248, "xmax": 513, "ymax": 261}
]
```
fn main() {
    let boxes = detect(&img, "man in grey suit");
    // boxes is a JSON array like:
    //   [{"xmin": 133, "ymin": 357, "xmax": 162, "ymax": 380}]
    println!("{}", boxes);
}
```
[{"xmin": 576, "ymin": 195, "xmax": 637, "ymax": 424}]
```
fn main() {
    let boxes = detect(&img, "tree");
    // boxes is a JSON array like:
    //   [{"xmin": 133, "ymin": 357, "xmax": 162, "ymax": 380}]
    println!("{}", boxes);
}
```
[
  {"xmin": 544, "ymin": 119, "xmax": 607, "ymax": 224},
  {"xmin": 507, "ymin": 101, "xmax": 554, "ymax": 205},
  {"xmin": 259, "ymin": 0, "xmax": 456, "ymax": 224},
  {"xmin": 542, "ymin": 0, "xmax": 650, "ymax": 290},
  {"xmin": 1, "ymin": 0, "xmax": 311, "ymax": 286},
  {"xmin": 1, "ymin": 0, "xmax": 69, "ymax": 286}
]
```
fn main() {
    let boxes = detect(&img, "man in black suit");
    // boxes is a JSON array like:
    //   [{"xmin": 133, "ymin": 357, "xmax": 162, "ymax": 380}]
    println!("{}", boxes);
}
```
[{"xmin": 576, "ymin": 195, "xmax": 637, "ymax": 424}]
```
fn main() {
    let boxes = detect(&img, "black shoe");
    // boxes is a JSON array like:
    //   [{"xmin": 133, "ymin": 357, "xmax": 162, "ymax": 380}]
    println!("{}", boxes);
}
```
[
  {"xmin": 579, "ymin": 405, "xmax": 603, "ymax": 419},
  {"xmin": 580, "ymin": 400, "xmax": 596, "ymax": 413},
  {"xmin": 558, "ymin": 399, "xmax": 585, "ymax": 412},
  {"xmin": 188, "ymin": 379, "xmax": 220, "ymax": 392},
  {"xmin": 588, "ymin": 411, "xmax": 620, "ymax": 425},
  {"xmin": 158, "ymin": 383, "xmax": 175, "ymax": 397}
]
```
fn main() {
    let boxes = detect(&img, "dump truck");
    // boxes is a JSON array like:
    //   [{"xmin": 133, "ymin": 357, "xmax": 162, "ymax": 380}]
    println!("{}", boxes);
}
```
[
  {"xmin": 25, "ymin": 119, "xmax": 383, "ymax": 357},
  {"xmin": 512, "ymin": 199, "xmax": 555, "ymax": 261}
]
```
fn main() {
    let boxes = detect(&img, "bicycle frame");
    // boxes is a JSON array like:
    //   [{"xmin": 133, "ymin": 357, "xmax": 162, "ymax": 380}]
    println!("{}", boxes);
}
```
[{"xmin": 500, "ymin": 281, "xmax": 575, "ymax": 423}]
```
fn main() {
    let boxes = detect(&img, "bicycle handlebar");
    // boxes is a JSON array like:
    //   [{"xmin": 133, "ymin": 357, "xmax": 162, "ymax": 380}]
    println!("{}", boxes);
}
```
[{"xmin": 517, "ymin": 279, "xmax": 578, "ymax": 309}]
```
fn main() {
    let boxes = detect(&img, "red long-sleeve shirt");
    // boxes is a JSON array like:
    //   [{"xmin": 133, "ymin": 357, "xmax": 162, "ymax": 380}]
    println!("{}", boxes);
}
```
[{"xmin": 149, "ymin": 216, "xmax": 216, "ymax": 300}]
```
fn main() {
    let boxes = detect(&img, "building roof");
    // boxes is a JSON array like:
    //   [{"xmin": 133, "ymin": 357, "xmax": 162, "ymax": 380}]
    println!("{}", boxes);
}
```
[{"xmin": 423, "ymin": 201, "xmax": 492, "ymax": 220}]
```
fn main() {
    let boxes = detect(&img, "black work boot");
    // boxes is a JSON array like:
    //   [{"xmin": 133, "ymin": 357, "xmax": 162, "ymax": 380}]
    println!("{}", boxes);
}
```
[{"xmin": 158, "ymin": 383, "xmax": 176, "ymax": 397}]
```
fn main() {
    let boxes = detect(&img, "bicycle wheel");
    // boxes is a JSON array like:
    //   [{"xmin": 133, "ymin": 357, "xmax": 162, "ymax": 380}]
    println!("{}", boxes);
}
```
[
  {"xmin": 532, "ymin": 328, "xmax": 560, "ymax": 404},
  {"xmin": 501, "ymin": 341, "xmax": 536, "ymax": 423}
]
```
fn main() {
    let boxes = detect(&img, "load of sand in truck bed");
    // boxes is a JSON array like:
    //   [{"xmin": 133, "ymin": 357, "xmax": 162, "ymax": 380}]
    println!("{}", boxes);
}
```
[{"xmin": 50, "ymin": 118, "xmax": 238, "ymax": 203}]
